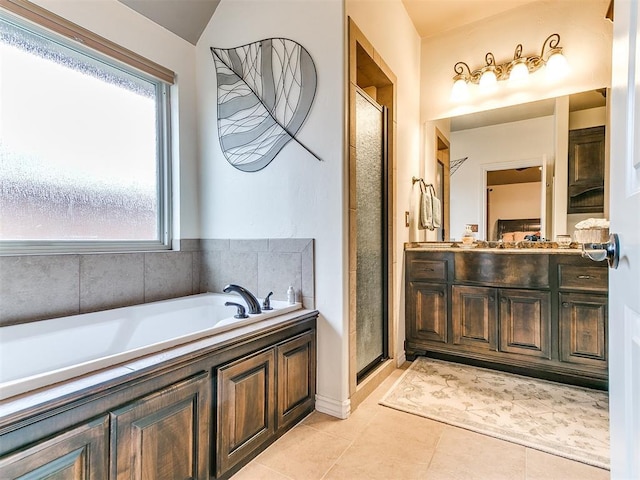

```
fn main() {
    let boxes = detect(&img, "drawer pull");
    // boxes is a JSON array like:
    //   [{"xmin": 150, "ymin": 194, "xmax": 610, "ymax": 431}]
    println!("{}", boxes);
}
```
[
  {"xmin": 488, "ymin": 297, "xmax": 494, "ymax": 302},
  {"xmin": 577, "ymin": 275, "xmax": 591, "ymax": 279},
  {"xmin": 423, "ymin": 268, "xmax": 435, "ymax": 272},
  {"xmin": 500, "ymin": 298, "xmax": 507, "ymax": 303},
  {"xmin": 562, "ymin": 302, "xmax": 570, "ymax": 308}
]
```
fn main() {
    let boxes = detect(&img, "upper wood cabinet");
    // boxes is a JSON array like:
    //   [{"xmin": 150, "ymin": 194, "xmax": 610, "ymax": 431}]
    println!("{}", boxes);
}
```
[{"xmin": 568, "ymin": 126, "xmax": 606, "ymax": 213}]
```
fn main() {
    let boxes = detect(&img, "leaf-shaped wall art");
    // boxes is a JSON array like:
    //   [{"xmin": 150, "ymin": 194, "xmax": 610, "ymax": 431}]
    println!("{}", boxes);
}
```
[{"xmin": 211, "ymin": 38, "xmax": 320, "ymax": 172}]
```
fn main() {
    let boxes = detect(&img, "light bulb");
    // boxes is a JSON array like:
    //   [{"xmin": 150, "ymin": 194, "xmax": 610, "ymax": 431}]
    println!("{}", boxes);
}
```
[
  {"xmin": 545, "ymin": 52, "xmax": 569, "ymax": 81},
  {"xmin": 450, "ymin": 78, "xmax": 469, "ymax": 102},
  {"xmin": 509, "ymin": 61, "xmax": 529, "ymax": 84},
  {"xmin": 479, "ymin": 69, "xmax": 497, "ymax": 92}
]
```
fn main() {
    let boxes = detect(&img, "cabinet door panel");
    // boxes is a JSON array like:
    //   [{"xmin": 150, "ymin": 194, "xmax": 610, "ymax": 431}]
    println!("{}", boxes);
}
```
[
  {"xmin": 499, "ymin": 289, "xmax": 551, "ymax": 359},
  {"xmin": 110, "ymin": 372, "xmax": 209, "ymax": 480},
  {"xmin": 217, "ymin": 349, "xmax": 275, "ymax": 477},
  {"xmin": 452, "ymin": 285, "xmax": 496, "ymax": 351},
  {"xmin": 559, "ymin": 293, "xmax": 608, "ymax": 369},
  {"xmin": 408, "ymin": 282, "xmax": 448, "ymax": 343},
  {"xmin": 0, "ymin": 416, "xmax": 108, "ymax": 480},
  {"xmin": 277, "ymin": 332, "xmax": 316, "ymax": 430}
]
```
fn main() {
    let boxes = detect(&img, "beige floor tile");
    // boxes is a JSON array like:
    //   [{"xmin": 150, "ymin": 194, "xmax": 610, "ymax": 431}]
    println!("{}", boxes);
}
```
[
  {"xmin": 525, "ymin": 448, "xmax": 610, "ymax": 480},
  {"xmin": 426, "ymin": 426, "xmax": 527, "ymax": 480},
  {"xmin": 301, "ymin": 404, "xmax": 377, "ymax": 441},
  {"xmin": 231, "ymin": 462, "xmax": 292, "ymax": 480},
  {"xmin": 323, "ymin": 447, "xmax": 432, "ymax": 480},
  {"xmin": 255, "ymin": 424, "xmax": 352, "ymax": 480}
]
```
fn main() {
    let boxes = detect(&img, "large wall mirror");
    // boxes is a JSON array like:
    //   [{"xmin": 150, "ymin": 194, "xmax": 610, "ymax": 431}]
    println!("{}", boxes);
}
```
[{"xmin": 447, "ymin": 88, "xmax": 608, "ymax": 242}]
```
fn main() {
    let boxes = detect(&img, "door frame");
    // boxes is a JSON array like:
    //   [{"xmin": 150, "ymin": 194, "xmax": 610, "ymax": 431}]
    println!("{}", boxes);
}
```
[{"xmin": 347, "ymin": 18, "xmax": 397, "ymax": 407}]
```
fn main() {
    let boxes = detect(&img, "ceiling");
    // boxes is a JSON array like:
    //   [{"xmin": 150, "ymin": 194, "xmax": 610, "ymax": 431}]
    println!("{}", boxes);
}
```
[
  {"xmin": 401, "ymin": 0, "xmax": 543, "ymax": 39},
  {"xmin": 119, "ymin": 0, "xmax": 545, "ymax": 46},
  {"xmin": 118, "ymin": 0, "xmax": 220, "ymax": 45}
]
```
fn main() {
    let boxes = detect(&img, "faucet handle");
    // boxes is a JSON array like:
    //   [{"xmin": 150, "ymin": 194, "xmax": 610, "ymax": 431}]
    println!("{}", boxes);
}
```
[
  {"xmin": 262, "ymin": 292, "xmax": 274, "ymax": 310},
  {"xmin": 225, "ymin": 301, "xmax": 249, "ymax": 319}
]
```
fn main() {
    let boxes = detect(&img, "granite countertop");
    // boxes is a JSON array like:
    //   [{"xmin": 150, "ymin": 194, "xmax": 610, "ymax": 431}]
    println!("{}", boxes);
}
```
[{"xmin": 404, "ymin": 242, "xmax": 584, "ymax": 254}]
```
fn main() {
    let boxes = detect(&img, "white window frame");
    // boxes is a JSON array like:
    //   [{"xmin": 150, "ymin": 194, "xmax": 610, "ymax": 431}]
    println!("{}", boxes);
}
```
[{"xmin": 0, "ymin": 0, "xmax": 174, "ymax": 254}]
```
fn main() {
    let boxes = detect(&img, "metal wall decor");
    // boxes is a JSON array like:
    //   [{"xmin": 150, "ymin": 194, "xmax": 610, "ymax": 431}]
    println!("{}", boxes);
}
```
[
  {"xmin": 211, "ymin": 38, "xmax": 320, "ymax": 172},
  {"xmin": 450, "ymin": 156, "xmax": 469, "ymax": 175}
]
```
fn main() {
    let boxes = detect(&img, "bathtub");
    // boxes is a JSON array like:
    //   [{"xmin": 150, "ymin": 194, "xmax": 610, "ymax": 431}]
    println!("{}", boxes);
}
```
[{"xmin": 0, "ymin": 293, "xmax": 301, "ymax": 401}]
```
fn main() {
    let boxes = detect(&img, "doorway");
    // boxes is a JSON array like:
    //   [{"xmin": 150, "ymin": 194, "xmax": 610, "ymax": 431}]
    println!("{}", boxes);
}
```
[{"xmin": 348, "ymin": 18, "xmax": 397, "ymax": 402}]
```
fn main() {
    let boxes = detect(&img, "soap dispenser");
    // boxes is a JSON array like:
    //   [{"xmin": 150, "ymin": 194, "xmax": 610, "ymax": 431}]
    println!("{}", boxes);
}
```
[{"xmin": 287, "ymin": 286, "xmax": 295, "ymax": 304}]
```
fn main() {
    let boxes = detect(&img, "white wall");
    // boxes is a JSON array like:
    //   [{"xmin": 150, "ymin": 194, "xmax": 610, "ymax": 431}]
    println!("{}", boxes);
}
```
[
  {"xmin": 195, "ymin": 0, "xmax": 347, "ymax": 413},
  {"xmin": 421, "ymin": 0, "xmax": 612, "ymax": 121},
  {"xmin": 346, "ymin": 0, "xmax": 422, "ymax": 367},
  {"xmin": 31, "ymin": 0, "xmax": 201, "ymax": 240},
  {"xmin": 450, "ymin": 116, "xmax": 554, "ymax": 240}
]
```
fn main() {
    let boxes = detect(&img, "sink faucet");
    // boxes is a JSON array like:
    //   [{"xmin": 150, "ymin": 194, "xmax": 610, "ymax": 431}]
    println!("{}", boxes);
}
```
[{"xmin": 223, "ymin": 284, "xmax": 262, "ymax": 314}]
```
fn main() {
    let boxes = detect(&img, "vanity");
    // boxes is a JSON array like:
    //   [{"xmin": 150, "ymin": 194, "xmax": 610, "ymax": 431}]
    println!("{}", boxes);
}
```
[{"xmin": 405, "ymin": 245, "xmax": 608, "ymax": 389}]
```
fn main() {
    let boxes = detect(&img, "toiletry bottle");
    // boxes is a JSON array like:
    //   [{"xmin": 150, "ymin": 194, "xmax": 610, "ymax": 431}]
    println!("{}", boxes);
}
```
[
  {"xmin": 287, "ymin": 285, "xmax": 296, "ymax": 305},
  {"xmin": 287, "ymin": 286, "xmax": 295, "ymax": 304}
]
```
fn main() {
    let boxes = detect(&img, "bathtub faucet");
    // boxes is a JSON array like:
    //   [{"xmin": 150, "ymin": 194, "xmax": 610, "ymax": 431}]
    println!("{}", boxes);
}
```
[{"xmin": 223, "ymin": 284, "xmax": 262, "ymax": 314}]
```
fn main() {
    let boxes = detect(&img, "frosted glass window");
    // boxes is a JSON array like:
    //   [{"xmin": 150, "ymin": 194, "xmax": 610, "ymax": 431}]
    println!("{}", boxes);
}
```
[{"xmin": 0, "ymin": 14, "xmax": 170, "ymax": 251}]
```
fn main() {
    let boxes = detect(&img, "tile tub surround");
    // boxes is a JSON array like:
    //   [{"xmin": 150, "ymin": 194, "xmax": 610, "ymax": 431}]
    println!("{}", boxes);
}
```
[
  {"xmin": 0, "ymin": 238, "xmax": 314, "ymax": 326},
  {"xmin": 199, "ymin": 238, "xmax": 315, "ymax": 309}
]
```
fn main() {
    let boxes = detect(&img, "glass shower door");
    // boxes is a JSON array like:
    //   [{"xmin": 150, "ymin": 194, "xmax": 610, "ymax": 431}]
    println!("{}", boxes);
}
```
[{"xmin": 355, "ymin": 88, "xmax": 388, "ymax": 381}]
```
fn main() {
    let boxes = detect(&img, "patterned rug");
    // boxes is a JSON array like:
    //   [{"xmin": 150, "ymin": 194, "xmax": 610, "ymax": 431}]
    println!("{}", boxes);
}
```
[{"xmin": 380, "ymin": 357, "xmax": 609, "ymax": 469}]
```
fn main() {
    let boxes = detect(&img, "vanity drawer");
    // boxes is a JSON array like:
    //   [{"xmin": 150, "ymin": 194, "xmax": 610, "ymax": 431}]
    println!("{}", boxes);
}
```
[
  {"xmin": 558, "ymin": 265, "xmax": 608, "ymax": 292},
  {"xmin": 408, "ymin": 259, "xmax": 448, "ymax": 282}
]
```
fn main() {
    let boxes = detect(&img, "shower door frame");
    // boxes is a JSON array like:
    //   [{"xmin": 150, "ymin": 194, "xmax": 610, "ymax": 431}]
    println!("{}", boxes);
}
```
[{"xmin": 354, "ymin": 86, "xmax": 390, "ymax": 383}]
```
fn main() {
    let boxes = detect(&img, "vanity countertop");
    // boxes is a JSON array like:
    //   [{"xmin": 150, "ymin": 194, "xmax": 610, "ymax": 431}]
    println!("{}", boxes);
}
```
[{"xmin": 404, "ymin": 242, "xmax": 583, "ymax": 254}]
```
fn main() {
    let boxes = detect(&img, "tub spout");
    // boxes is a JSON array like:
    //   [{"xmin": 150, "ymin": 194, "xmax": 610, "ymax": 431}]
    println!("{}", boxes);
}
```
[{"xmin": 223, "ymin": 284, "xmax": 262, "ymax": 314}]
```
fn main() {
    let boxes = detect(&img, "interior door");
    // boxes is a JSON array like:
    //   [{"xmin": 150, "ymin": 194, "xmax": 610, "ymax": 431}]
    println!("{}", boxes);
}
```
[{"xmin": 608, "ymin": 0, "xmax": 640, "ymax": 477}]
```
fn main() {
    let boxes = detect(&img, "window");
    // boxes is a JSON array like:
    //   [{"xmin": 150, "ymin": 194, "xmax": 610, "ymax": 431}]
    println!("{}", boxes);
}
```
[{"xmin": 0, "ymin": 2, "xmax": 174, "ymax": 253}]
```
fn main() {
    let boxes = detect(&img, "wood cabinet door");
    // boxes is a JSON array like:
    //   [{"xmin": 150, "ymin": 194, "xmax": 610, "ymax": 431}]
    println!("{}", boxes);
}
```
[
  {"xmin": 499, "ymin": 289, "xmax": 551, "ymax": 359},
  {"xmin": 452, "ymin": 285, "xmax": 496, "ymax": 351},
  {"xmin": 407, "ymin": 281, "xmax": 448, "ymax": 344},
  {"xmin": 110, "ymin": 372, "xmax": 209, "ymax": 480},
  {"xmin": 276, "ymin": 332, "xmax": 316, "ymax": 430},
  {"xmin": 559, "ymin": 292, "xmax": 608, "ymax": 369},
  {"xmin": 567, "ymin": 126, "xmax": 605, "ymax": 213},
  {"xmin": 0, "ymin": 416, "xmax": 108, "ymax": 480},
  {"xmin": 216, "ymin": 349, "xmax": 276, "ymax": 477}
]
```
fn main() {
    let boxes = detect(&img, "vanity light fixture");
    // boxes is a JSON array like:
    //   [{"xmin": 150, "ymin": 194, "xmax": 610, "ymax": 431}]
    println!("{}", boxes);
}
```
[{"xmin": 451, "ymin": 33, "xmax": 568, "ymax": 101}]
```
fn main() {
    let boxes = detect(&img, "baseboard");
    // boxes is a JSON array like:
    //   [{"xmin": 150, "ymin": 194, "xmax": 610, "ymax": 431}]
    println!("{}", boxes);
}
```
[
  {"xmin": 315, "ymin": 394, "xmax": 351, "ymax": 419},
  {"xmin": 396, "ymin": 352, "xmax": 407, "ymax": 367}
]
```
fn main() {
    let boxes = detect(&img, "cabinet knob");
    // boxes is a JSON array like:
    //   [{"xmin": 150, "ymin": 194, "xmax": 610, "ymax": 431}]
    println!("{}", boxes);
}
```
[
  {"xmin": 500, "ymin": 297, "xmax": 507, "ymax": 304},
  {"xmin": 438, "ymin": 291, "xmax": 444, "ymax": 297},
  {"xmin": 562, "ymin": 302, "xmax": 570, "ymax": 308},
  {"xmin": 488, "ymin": 296, "xmax": 495, "ymax": 302}
]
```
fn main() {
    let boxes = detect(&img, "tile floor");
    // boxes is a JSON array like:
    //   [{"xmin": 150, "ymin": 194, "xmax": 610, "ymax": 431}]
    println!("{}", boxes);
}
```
[{"xmin": 232, "ymin": 364, "xmax": 610, "ymax": 480}]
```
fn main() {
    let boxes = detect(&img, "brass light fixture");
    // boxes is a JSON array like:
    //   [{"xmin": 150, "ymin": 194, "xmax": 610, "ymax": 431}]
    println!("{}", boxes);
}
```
[{"xmin": 451, "ymin": 33, "xmax": 569, "ymax": 101}]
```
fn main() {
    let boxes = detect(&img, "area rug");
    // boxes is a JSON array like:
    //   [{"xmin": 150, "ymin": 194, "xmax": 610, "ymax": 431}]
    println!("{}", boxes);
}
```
[{"xmin": 380, "ymin": 357, "xmax": 609, "ymax": 469}]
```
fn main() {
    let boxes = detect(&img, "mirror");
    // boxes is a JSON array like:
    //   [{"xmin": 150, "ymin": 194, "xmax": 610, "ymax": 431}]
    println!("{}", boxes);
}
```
[{"xmin": 447, "ymin": 89, "xmax": 608, "ymax": 242}]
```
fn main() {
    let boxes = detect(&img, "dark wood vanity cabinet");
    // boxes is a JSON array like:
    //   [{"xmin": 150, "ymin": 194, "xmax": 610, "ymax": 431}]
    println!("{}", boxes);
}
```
[{"xmin": 405, "ymin": 250, "xmax": 608, "ymax": 388}]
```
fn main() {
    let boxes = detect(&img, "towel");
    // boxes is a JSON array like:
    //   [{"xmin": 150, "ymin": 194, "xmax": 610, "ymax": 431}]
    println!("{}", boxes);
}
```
[{"xmin": 418, "ymin": 181, "xmax": 441, "ymax": 230}]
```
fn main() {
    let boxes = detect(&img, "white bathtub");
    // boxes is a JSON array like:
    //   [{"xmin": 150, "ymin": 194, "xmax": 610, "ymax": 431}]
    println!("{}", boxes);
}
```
[{"xmin": 0, "ymin": 293, "xmax": 301, "ymax": 401}]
